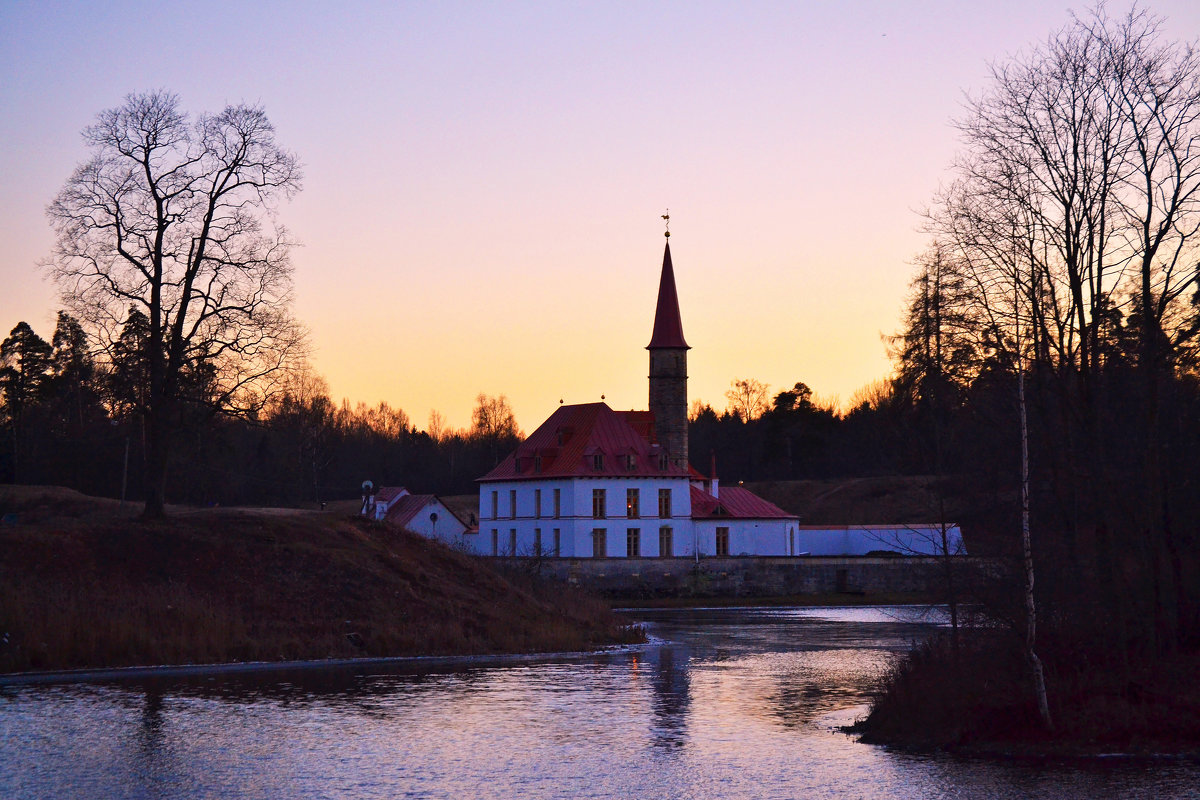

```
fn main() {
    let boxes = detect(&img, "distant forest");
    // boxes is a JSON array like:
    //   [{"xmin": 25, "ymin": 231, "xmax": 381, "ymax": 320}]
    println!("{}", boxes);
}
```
[
  {"xmin": 0, "ymin": 309, "xmax": 952, "ymax": 505},
  {"xmin": 5, "ymin": 294, "xmax": 1198, "ymax": 513}
]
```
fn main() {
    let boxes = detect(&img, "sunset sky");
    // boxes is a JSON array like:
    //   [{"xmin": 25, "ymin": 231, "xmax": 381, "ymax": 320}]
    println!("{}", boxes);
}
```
[{"xmin": 3, "ymin": 1, "xmax": 1199, "ymax": 432}]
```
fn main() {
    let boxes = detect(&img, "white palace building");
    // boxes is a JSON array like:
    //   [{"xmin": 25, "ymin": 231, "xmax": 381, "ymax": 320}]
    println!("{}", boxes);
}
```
[{"xmin": 459, "ymin": 235, "xmax": 964, "ymax": 560}]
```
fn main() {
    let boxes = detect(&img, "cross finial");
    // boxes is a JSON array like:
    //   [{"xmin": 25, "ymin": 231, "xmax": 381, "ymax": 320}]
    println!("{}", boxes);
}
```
[{"xmin": 661, "ymin": 209, "xmax": 670, "ymax": 238}]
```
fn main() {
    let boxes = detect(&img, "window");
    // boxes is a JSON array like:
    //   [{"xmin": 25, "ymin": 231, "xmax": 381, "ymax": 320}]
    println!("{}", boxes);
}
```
[
  {"xmin": 658, "ymin": 489, "xmax": 671, "ymax": 518},
  {"xmin": 592, "ymin": 528, "xmax": 607, "ymax": 558},
  {"xmin": 553, "ymin": 488, "xmax": 561, "ymax": 518},
  {"xmin": 658, "ymin": 453, "xmax": 669, "ymax": 471},
  {"xmin": 509, "ymin": 489, "xmax": 517, "ymax": 519},
  {"xmin": 626, "ymin": 528, "xmax": 640, "ymax": 558},
  {"xmin": 534, "ymin": 454, "xmax": 542, "ymax": 473},
  {"xmin": 534, "ymin": 528, "xmax": 542, "ymax": 554},
  {"xmin": 491, "ymin": 529, "xmax": 498, "ymax": 555},
  {"xmin": 626, "ymin": 488, "xmax": 639, "ymax": 518},
  {"xmin": 592, "ymin": 488, "xmax": 606, "ymax": 519},
  {"xmin": 659, "ymin": 526, "xmax": 673, "ymax": 557},
  {"xmin": 491, "ymin": 491, "xmax": 498, "ymax": 520},
  {"xmin": 715, "ymin": 527, "xmax": 730, "ymax": 557},
  {"xmin": 591, "ymin": 453, "xmax": 604, "ymax": 471},
  {"xmin": 510, "ymin": 528, "xmax": 517, "ymax": 555},
  {"xmin": 535, "ymin": 489, "xmax": 542, "ymax": 519},
  {"xmin": 623, "ymin": 454, "xmax": 636, "ymax": 471},
  {"xmin": 553, "ymin": 528, "xmax": 561, "ymax": 557}
]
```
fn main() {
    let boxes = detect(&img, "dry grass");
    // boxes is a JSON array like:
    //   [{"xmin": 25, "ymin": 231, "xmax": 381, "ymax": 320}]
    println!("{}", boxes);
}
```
[{"xmin": 0, "ymin": 486, "xmax": 640, "ymax": 673}]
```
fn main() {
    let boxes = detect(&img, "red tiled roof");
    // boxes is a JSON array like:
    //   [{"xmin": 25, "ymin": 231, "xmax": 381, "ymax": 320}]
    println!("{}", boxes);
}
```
[
  {"xmin": 689, "ymin": 485, "xmax": 797, "ymax": 520},
  {"xmin": 375, "ymin": 486, "xmax": 408, "ymax": 503},
  {"xmin": 479, "ymin": 402, "xmax": 691, "ymax": 482},
  {"xmin": 647, "ymin": 242, "xmax": 690, "ymax": 350},
  {"xmin": 384, "ymin": 494, "xmax": 434, "ymax": 528},
  {"xmin": 384, "ymin": 494, "xmax": 470, "ymax": 530}
]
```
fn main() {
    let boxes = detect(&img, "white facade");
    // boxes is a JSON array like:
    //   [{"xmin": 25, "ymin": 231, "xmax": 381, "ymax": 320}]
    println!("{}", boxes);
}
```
[
  {"xmin": 471, "ymin": 476, "xmax": 697, "ymax": 558},
  {"xmin": 401, "ymin": 496, "xmax": 470, "ymax": 546},
  {"xmin": 471, "ymin": 469, "xmax": 804, "ymax": 559}
]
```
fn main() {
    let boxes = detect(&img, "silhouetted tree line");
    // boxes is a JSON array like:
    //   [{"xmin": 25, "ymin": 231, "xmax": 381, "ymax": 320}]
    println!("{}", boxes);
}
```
[
  {"xmin": 861, "ymin": 6, "xmax": 1200, "ymax": 740},
  {"xmin": 687, "ymin": 381, "xmax": 910, "ymax": 482},
  {"xmin": 0, "ymin": 312, "xmax": 520, "ymax": 505}
]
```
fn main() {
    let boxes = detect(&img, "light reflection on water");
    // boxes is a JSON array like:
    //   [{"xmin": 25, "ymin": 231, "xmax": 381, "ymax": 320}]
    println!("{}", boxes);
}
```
[{"xmin": 1, "ymin": 606, "xmax": 1196, "ymax": 799}]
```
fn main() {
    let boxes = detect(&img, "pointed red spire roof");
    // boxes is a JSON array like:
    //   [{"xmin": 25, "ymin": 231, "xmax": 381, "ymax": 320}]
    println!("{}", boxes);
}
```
[{"xmin": 647, "ymin": 241, "xmax": 690, "ymax": 349}]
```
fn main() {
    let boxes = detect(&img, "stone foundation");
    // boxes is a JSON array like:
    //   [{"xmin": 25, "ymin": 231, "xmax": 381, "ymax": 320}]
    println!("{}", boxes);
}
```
[{"xmin": 513, "ymin": 555, "xmax": 993, "ymax": 599}]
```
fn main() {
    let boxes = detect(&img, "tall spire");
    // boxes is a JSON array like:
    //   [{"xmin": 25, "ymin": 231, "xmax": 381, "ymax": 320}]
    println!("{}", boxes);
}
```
[
  {"xmin": 647, "ymin": 241, "xmax": 690, "ymax": 350},
  {"xmin": 647, "ymin": 231, "xmax": 690, "ymax": 470}
]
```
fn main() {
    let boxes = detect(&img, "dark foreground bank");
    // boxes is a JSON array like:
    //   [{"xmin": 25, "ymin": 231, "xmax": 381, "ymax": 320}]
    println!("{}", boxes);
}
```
[
  {"xmin": 0, "ymin": 486, "xmax": 640, "ymax": 674},
  {"xmin": 855, "ymin": 629, "xmax": 1200, "ymax": 757}
]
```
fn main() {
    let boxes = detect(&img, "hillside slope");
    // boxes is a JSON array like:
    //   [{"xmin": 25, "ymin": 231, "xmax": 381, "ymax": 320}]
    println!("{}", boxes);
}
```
[{"xmin": 0, "ymin": 486, "xmax": 636, "ymax": 673}]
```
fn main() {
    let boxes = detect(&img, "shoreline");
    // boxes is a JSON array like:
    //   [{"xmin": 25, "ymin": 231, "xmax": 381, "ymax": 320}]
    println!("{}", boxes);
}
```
[
  {"xmin": 609, "ymin": 591, "xmax": 936, "ymax": 609},
  {"xmin": 856, "ymin": 734, "xmax": 1200, "ymax": 763},
  {"xmin": 2, "ymin": 599, "xmax": 927, "ymax": 684},
  {"xmin": 0, "ymin": 641, "xmax": 649, "ymax": 687}
]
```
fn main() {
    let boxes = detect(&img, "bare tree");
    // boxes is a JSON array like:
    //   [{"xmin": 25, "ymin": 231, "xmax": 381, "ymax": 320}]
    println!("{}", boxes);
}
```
[
  {"xmin": 471, "ymin": 393, "xmax": 520, "ymax": 440},
  {"xmin": 1096, "ymin": 6, "xmax": 1200, "ymax": 648},
  {"xmin": 427, "ymin": 409, "xmax": 449, "ymax": 443},
  {"xmin": 724, "ymin": 378, "xmax": 770, "ymax": 421},
  {"xmin": 45, "ymin": 91, "xmax": 306, "ymax": 518}
]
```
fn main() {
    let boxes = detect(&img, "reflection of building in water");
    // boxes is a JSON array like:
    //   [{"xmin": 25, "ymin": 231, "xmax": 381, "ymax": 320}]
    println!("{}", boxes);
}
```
[{"xmin": 647, "ymin": 645, "xmax": 691, "ymax": 748}]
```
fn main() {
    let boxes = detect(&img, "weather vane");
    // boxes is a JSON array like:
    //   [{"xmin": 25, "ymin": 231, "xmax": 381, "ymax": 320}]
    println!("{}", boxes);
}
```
[{"xmin": 662, "ymin": 209, "xmax": 670, "ymax": 238}]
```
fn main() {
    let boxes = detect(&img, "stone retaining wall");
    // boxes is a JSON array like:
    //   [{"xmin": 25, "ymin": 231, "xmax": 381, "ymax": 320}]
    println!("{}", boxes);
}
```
[{"xmin": 514, "ymin": 555, "xmax": 991, "ymax": 599}]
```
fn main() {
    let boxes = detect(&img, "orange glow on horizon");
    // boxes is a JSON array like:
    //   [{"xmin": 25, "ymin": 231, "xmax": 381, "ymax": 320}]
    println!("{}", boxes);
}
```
[{"xmin": 4, "ymin": 2, "xmax": 1198, "ymax": 434}]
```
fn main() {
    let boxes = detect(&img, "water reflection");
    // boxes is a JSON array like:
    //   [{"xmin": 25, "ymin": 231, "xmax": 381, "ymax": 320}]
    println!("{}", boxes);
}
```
[
  {"xmin": 1, "ymin": 606, "xmax": 1197, "ymax": 800},
  {"xmin": 647, "ymin": 646, "xmax": 690, "ymax": 748}
]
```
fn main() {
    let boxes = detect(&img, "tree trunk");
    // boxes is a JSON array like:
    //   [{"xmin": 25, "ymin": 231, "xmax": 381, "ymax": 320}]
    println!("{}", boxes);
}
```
[
  {"xmin": 140, "ymin": 406, "xmax": 170, "ymax": 519},
  {"xmin": 1019, "ymin": 358, "xmax": 1053, "ymax": 731}
]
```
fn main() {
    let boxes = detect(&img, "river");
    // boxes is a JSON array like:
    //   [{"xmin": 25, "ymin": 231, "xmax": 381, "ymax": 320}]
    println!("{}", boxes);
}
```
[{"xmin": 1, "ymin": 606, "xmax": 1196, "ymax": 799}]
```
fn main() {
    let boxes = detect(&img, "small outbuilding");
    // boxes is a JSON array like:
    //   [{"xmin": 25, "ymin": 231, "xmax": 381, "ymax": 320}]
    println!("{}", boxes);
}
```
[{"xmin": 366, "ymin": 487, "xmax": 471, "ymax": 548}]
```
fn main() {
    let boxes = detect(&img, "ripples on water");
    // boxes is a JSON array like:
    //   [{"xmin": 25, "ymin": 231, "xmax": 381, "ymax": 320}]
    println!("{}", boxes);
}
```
[{"xmin": 1, "ymin": 606, "xmax": 1196, "ymax": 799}]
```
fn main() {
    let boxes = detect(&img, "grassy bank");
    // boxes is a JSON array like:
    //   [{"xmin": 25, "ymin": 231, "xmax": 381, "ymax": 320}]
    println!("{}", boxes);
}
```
[
  {"xmin": 856, "ymin": 630, "xmax": 1200, "ymax": 756},
  {"xmin": 0, "ymin": 486, "xmax": 640, "ymax": 674}
]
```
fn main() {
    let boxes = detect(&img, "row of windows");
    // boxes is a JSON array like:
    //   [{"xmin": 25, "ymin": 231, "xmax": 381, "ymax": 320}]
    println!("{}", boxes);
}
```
[
  {"xmin": 591, "ymin": 527, "xmax": 674, "ymax": 557},
  {"xmin": 593, "ymin": 488, "xmax": 670, "ymax": 520},
  {"xmin": 517, "ymin": 450, "xmax": 673, "ymax": 474},
  {"xmin": 487, "ymin": 525, "xmax": 731, "ymax": 558},
  {"xmin": 491, "ymin": 527, "xmax": 562, "ymax": 557},
  {"xmin": 586, "ymin": 453, "xmax": 670, "ymax": 472},
  {"xmin": 607, "ymin": 526, "xmax": 727, "ymax": 557},
  {"xmin": 488, "ymin": 487, "xmax": 673, "ymax": 520}
]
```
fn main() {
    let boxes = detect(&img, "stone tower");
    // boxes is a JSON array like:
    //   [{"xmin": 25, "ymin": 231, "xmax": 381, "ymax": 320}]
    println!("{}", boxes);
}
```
[{"xmin": 647, "ymin": 238, "xmax": 690, "ymax": 469}]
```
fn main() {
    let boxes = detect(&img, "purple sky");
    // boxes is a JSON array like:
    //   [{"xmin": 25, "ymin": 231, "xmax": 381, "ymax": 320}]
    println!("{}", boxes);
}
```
[{"xmin": 3, "ymin": 1, "xmax": 1198, "ymax": 431}]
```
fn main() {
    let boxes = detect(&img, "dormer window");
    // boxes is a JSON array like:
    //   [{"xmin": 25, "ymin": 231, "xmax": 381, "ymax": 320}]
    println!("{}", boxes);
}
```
[
  {"xmin": 591, "ymin": 453, "xmax": 604, "ymax": 471},
  {"xmin": 658, "ymin": 453, "xmax": 669, "ymax": 471},
  {"xmin": 623, "ymin": 454, "xmax": 636, "ymax": 471},
  {"xmin": 534, "ymin": 454, "xmax": 543, "ymax": 473}
]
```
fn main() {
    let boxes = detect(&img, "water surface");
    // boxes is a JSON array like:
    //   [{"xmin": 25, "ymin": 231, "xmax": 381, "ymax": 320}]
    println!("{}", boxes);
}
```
[{"xmin": 1, "ymin": 606, "xmax": 1195, "ymax": 799}]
